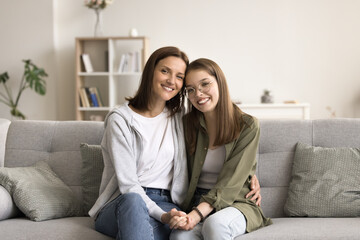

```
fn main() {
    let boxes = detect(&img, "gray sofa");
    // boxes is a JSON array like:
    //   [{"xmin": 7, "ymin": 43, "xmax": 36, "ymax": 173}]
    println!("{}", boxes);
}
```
[{"xmin": 0, "ymin": 118, "xmax": 359, "ymax": 240}]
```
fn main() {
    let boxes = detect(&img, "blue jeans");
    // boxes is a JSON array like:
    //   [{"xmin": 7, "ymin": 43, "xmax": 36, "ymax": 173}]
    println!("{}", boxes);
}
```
[
  {"xmin": 170, "ymin": 188, "xmax": 247, "ymax": 240},
  {"xmin": 95, "ymin": 188, "xmax": 180, "ymax": 240}
]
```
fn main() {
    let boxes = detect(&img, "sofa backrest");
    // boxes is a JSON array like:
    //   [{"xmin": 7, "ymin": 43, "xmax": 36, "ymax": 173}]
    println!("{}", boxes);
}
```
[
  {"xmin": 4, "ymin": 120, "xmax": 104, "ymax": 205},
  {"xmin": 4, "ymin": 119, "xmax": 360, "ymax": 218},
  {"xmin": 258, "ymin": 119, "xmax": 360, "ymax": 218}
]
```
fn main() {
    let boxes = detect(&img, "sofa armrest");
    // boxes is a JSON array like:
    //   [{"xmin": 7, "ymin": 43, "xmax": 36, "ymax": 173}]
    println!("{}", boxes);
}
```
[{"xmin": 0, "ymin": 119, "xmax": 11, "ymax": 167}]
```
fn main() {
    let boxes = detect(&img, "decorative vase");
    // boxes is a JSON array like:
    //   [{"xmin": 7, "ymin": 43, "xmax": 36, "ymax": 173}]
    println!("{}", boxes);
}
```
[
  {"xmin": 94, "ymin": 8, "xmax": 103, "ymax": 37},
  {"xmin": 261, "ymin": 90, "xmax": 274, "ymax": 104}
]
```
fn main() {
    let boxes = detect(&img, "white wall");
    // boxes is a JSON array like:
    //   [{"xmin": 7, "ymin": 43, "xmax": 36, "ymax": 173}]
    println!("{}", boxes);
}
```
[
  {"xmin": 0, "ymin": 0, "xmax": 57, "ymax": 120},
  {"xmin": 2, "ymin": 0, "xmax": 360, "ymax": 120}
]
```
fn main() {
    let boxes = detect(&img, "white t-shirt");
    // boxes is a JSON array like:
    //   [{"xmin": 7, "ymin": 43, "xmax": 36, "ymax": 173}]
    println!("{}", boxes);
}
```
[
  {"xmin": 130, "ymin": 108, "xmax": 174, "ymax": 190},
  {"xmin": 197, "ymin": 145, "xmax": 226, "ymax": 189}
]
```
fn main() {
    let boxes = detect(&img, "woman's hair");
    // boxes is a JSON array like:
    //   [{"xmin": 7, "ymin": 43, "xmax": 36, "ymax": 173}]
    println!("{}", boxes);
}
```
[
  {"xmin": 127, "ymin": 46, "xmax": 189, "ymax": 116},
  {"xmin": 184, "ymin": 58, "xmax": 248, "ymax": 155}
]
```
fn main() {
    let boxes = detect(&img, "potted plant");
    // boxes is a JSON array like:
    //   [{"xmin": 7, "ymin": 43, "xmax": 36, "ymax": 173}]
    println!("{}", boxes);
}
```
[{"xmin": 0, "ymin": 59, "xmax": 47, "ymax": 119}]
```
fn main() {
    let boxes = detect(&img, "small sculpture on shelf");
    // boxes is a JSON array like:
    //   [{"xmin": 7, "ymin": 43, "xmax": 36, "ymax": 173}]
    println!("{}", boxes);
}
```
[
  {"xmin": 129, "ymin": 28, "xmax": 139, "ymax": 37},
  {"xmin": 261, "ymin": 89, "xmax": 274, "ymax": 104}
]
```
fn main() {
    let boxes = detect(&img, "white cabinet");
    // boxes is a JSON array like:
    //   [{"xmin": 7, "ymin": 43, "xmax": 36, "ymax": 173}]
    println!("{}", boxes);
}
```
[
  {"xmin": 237, "ymin": 103, "xmax": 310, "ymax": 120},
  {"xmin": 75, "ymin": 36, "xmax": 149, "ymax": 120}
]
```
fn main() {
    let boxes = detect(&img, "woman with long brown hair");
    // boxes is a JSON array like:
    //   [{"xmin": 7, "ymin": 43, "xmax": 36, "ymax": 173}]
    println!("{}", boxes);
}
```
[
  {"xmin": 170, "ymin": 58, "xmax": 272, "ymax": 240},
  {"xmin": 89, "ymin": 46, "xmax": 190, "ymax": 240}
]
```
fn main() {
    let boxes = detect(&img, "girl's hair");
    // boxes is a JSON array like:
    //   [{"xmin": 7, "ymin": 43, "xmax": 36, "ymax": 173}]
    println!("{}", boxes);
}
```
[
  {"xmin": 184, "ymin": 58, "xmax": 248, "ymax": 155},
  {"xmin": 126, "ymin": 46, "xmax": 189, "ymax": 116}
]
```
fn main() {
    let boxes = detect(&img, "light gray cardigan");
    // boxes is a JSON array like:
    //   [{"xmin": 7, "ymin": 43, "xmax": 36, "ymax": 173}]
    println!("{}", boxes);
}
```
[{"xmin": 89, "ymin": 103, "xmax": 188, "ymax": 221}]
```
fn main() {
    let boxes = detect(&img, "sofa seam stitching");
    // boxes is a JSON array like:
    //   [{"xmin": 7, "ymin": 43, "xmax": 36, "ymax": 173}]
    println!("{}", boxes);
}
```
[{"xmin": 48, "ymin": 122, "xmax": 58, "ymax": 155}]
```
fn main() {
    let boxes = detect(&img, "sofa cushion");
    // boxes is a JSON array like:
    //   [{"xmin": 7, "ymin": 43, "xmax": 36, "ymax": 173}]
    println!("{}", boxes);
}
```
[
  {"xmin": 0, "ymin": 217, "xmax": 113, "ymax": 240},
  {"xmin": 236, "ymin": 218, "xmax": 360, "ymax": 240},
  {"xmin": 80, "ymin": 143, "xmax": 104, "ymax": 215},
  {"xmin": 0, "ymin": 185, "xmax": 20, "ymax": 221},
  {"xmin": 284, "ymin": 142, "xmax": 360, "ymax": 217},
  {"xmin": 0, "ymin": 160, "xmax": 82, "ymax": 221}
]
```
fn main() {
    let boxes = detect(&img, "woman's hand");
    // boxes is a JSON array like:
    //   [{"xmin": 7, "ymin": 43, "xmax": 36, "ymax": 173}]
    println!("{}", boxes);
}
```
[
  {"xmin": 246, "ymin": 174, "xmax": 262, "ymax": 206},
  {"xmin": 169, "ymin": 215, "xmax": 188, "ymax": 229},
  {"xmin": 175, "ymin": 202, "xmax": 213, "ymax": 230},
  {"xmin": 167, "ymin": 209, "xmax": 200, "ymax": 230},
  {"xmin": 161, "ymin": 208, "xmax": 187, "ymax": 226},
  {"xmin": 168, "ymin": 210, "xmax": 188, "ymax": 229},
  {"xmin": 174, "ymin": 210, "xmax": 201, "ymax": 230}
]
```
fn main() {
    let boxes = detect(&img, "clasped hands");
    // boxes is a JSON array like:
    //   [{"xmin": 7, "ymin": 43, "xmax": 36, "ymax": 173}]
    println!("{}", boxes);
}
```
[
  {"xmin": 161, "ymin": 208, "xmax": 200, "ymax": 230},
  {"xmin": 161, "ymin": 174, "xmax": 262, "ymax": 230}
]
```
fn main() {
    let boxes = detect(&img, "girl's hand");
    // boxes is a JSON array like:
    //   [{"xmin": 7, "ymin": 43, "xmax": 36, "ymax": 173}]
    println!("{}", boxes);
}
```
[
  {"xmin": 161, "ymin": 208, "xmax": 186, "ymax": 226},
  {"xmin": 246, "ymin": 174, "xmax": 262, "ymax": 206},
  {"xmin": 176, "ymin": 211, "xmax": 201, "ymax": 230},
  {"xmin": 169, "ymin": 215, "xmax": 188, "ymax": 229}
]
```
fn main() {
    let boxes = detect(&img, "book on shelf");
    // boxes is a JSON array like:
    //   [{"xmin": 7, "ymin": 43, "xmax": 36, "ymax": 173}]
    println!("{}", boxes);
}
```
[
  {"xmin": 79, "ymin": 87, "xmax": 104, "ymax": 108},
  {"xmin": 118, "ymin": 51, "xmax": 141, "ymax": 73},
  {"xmin": 133, "ymin": 51, "xmax": 140, "ymax": 72},
  {"xmin": 89, "ymin": 88, "xmax": 99, "ymax": 107},
  {"xmin": 118, "ymin": 54, "xmax": 127, "ymax": 73},
  {"xmin": 79, "ymin": 88, "xmax": 90, "ymax": 107},
  {"xmin": 84, "ymin": 88, "xmax": 94, "ymax": 107},
  {"xmin": 91, "ymin": 87, "xmax": 104, "ymax": 107},
  {"xmin": 78, "ymin": 91, "xmax": 84, "ymax": 107},
  {"xmin": 81, "ymin": 54, "xmax": 94, "ymax": 73}
]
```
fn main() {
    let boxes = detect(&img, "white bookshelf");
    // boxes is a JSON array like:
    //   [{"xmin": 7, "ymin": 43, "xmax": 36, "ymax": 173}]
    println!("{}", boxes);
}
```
[{"xmin": 75, "ymin": 36, "xmax": 148, "ymax": 120}]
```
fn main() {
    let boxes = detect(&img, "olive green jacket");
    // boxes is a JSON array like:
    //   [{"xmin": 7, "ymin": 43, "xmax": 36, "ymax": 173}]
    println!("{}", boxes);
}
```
[{"xmin": 181, "ymin": 114, "xmax": 272, "ymax": 232}]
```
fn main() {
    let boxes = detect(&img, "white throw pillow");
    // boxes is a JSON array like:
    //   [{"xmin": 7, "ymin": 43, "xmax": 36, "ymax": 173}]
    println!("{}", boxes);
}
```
[
  {"xmin": 0, "ymin": 118, "xmax": 11, "ymax": 167},
  {"xmin": 0, "ymin": 185, "xmax": 20, "ymax": 220}
]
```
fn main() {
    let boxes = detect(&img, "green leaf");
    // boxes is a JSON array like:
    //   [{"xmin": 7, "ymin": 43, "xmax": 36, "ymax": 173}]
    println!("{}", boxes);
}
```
[
  {"xmin": 23, "ymin": 60, "xmax": 47, "ymax": 95},
  {"xmin": 0, "ymin": 72, "xmax": 9, "ymax": 83},
  {"xmin": 23, "ymin": 59, "xmax": 31, "ymax": 64}
]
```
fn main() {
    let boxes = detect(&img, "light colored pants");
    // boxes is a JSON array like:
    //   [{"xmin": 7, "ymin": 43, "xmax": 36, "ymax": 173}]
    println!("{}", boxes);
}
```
[{"xmin": 170, "ymin": 207, "xmax": 247, "ymax": 240}]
